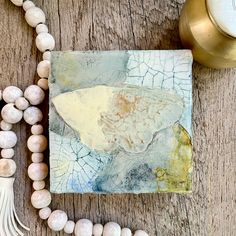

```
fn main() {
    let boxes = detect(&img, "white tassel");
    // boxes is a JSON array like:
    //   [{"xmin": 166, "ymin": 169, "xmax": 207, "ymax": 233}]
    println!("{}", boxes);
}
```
[{"xmin": 0, "ymin": 177, "xmax": 30, "ymax": 236}]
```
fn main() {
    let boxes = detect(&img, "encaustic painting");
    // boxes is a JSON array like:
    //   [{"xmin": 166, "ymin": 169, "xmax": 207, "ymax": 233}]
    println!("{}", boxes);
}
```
[{"xmin": 49, "ymin": 50, "xmax": 193, "ymax": 194}]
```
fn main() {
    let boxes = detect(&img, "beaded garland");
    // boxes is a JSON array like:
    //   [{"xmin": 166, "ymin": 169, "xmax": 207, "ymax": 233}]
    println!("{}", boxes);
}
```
[{"xmin": 0, "ymin": 0, "xmax": 149, "ymax": 235}]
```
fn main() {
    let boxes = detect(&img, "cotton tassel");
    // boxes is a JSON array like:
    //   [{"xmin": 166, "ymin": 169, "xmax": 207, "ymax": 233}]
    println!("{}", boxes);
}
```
[{"xmin": 0, "ymin": 177, "xmax": 30, "ymax": 236}]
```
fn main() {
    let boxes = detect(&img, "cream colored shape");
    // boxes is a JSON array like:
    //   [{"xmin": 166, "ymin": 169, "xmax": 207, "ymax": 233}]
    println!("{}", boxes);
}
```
[{"xmin": 52, "ymin": 85, "xmax": 184, "ymax": 153}]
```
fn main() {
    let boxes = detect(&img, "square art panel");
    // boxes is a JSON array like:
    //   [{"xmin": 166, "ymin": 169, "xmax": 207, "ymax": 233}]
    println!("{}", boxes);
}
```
[{"xmin": 49, "ymin": 50, "xmax": 193, "ymax": 194}]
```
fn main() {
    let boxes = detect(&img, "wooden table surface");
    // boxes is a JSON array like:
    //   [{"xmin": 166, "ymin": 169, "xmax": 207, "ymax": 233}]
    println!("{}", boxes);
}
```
[{"xmin": 0, "ymin": 0, "xmax": 236, "ymax": 235}]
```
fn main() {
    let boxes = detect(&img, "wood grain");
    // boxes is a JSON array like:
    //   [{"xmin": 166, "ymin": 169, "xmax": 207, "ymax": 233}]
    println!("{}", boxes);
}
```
[{"xmin": 0, "ymin": 0, "xmax": 235, "ymax": 235}]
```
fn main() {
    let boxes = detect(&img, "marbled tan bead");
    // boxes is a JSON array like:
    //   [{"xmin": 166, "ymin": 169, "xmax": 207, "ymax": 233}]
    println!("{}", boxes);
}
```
[
  {"xmin": 10, "ymin": 0, "xmax": 23, "ymax": 7},
  {"xmin": 36, "ymin": 32, "xmax": 55, "ymax": 52},
  {"xmin": 37, "ymin": 78, "xmax": 49, "ymax": 90},
  {"xmin": 43, "ymin": 51, "xmax": 51, "ymax": 61},
  {"xmin": 93, "ymin": 224, "xmax": 103, "ymax": 236},
  {"xmin": 0, "ymin": 131, "xmax": 17, "ymax": 149},
  {"xmin": 1, "ymin": 148, "xmax": 15, "ymax": 159},
  {"xmin": 121, "ymin": 228, "xmax": 132, "ymax": 236},
  {"xmin": 39, "ymin": 207, "xmax": 51, "ymax": 220},
  {"xmin": 33, "ymin": 180, "xmax": 45, "ymax": 190},
  {"xmin": 24, "ymin": 106, "xmax": 43, "ymax": 125},
  {"xmin": 31, "ymin": 124, "xmax": 44, "ymax": 135},
  {"xmin": 27, "ymin": 135, "xmax": 47, "ymax": 153},
  {"xmin": 0, "ymin": 120, "xmax": 12, "ymax": 131},
  {"xmin": 0, "ymin": 90, "xmax": 2, "ymax": 101},
  {"xmin": 75, "ymin": 219, "xmax": 93, "ymax": 236},
  {"xmin": 3, "ymin": 86, "xmax": 23, "ymax": 103},
  {"xmin": 24, "ymin": 85, "xmax": 45, "ymax": 105},
  {"xmin": 1, "ymin": 103, "xmax": 23, "ymax": 124},
  {"xmin": 36, "ymin": 24, "xmax": 48, "ymax": 34},
  {"xmin": 37, "ymin": 60, "xmax": 50, "ymax": 78},
  {"xmin": 64, "ymin": 220, "xmax": 75, "ymax": 234},
  {"xmin": 134, "ymin": 230, "xmax": 149, "ymax": 236},
  {"xmin": 25, "ymin": 7, "xmax": 46, "ymax": 27},
  {"xmin": 48, "ymin": 210, "xmax": 68, "ymax": 232},
  {"xmin": 0, "ymin": 159, "xmax": 16, "ymax": 177},
  {"xmin": 28, "ymin": 162, "xmax": 48, "ymax": 181},
  {"xmin": 103, "ymin": 222, "xmax": 121, "ymax": 236},
  {"xmin": 31, "ymin": 153, "xmax": 44, "ymax": 163},
  {"xmin": 15, "ymin": 97, "xmax": 29, "ymax": 110},
  {"xmin": 23, "ymin": 0, "xmax": 35, "ymax": 11},
  {"xmin": 31, "ymin": 189, "xmax": 51, "ymax": 209}
]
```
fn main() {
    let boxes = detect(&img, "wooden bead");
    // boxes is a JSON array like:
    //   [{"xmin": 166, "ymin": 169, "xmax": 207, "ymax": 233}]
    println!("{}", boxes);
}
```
[
  {"xmin": 24, "ymin": 85, "xmax": 45, "ymax": 105},
  {"xmin": 0, "ymin": 131, "xmax": 17, "ymax": 148},
  {"xmin": 24, "ymin": 106, "xmax": 43, "ymax": 125},
  {"xmin": 31, "ymin": 124, "xmax": 44, "ymax": 135},
  {"xmin": 121, "ymin": 228, "xmax": 132, "ymax": 236},
  {"xmin": 36, "ymin": 32, "xmax": 55, "ymax": 52},
  {"xmin": 25, "ymin": 7, "xmax": 46, "ymax": 27},
  {"xmin": 23, "ymin": 0, "xmax": 35, "ymax": 11},
  {"xmin": 37, "ymin": 60, "xmax": 50, "ymax": 78},
  {"xmin": 31, "ymin": 153, "xmax": 44, "ymax": 163},
  {"xmin": 0, "ymin": 159, "xmax": 16, "ymax": 177},
  {"xmin": 39, "ymin": 207, "xmax": 51, "ymax": 220},
  {"xmin": 15, "ymin": 97, "xmax": 29, "ymax": 110},
  {"xmin": 1, "ymin": 148, "xmax": 14, "ymax": 159},
  {"xmin": 37, "ymin": 78, "xmax": 49, "ymax": 90},
  {"xmin": 48, "ymin": 210, "xmax": 68, "ymax": 232},
  {"xmin": 33, "ymin": 180, "xmax": 45, "ymax": 190},
  {"xmin": 64, "ymin": 221, "xmax": 75, "ymax": 234},
  {"xmin": 0, "ymin": 120, "xmax": 12, "ymax": 131},
  {"xmin": 10, "ymin": 0, "xmax": 23, "ymax": 7},
  {"xmin": 3, "ymin": 86, "xmax": 23, "ymax": 103},
  {"xmin": 134, "ymin": 230, "xmax": 149, "ymax": 236},
  {"xmin": 31, "ymin": 189, "xmax": 51, "ymax": 209},
  {"xmin": 43, "ymin": 51, "xmax": 51, "ymax": 61},
  {"xmin": 36, "ymin": 24, "xmax": 48, "ymax": 34},
  {"xmin": 75, "ymin": 219, "xmax": 93, "ymax": 236},
  {"xmin": 1, "ymin": 103, "xmax": 23, "ymax": 124},
  {"xmin": 27, "ymin": 135, "xmax": 47, "ymax": 153},
  {"xmin": 28, "ymin": 162, "xmax": 48, "ymax": 181},
  {"xmin": 93, "ymin": 224, "xmax": 103, "ymax": 236},
  {"xmin": 103, "ymin": 222, "xmax": 121, "ymax": 236}
]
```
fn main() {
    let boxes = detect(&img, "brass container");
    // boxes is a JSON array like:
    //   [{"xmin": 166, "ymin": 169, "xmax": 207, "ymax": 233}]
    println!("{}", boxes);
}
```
[{"xmin": 179, "ymin": 0, "xmax": 236, "ymax": 69}]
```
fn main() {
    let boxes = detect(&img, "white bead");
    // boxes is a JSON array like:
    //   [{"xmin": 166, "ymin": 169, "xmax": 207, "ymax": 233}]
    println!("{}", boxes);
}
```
[
  {"xmin": 134, "ymin": 230, "xmax": 149, "ymax": 236},
  {"xmin": 37, "ymin": 60, "xmax": 50, "ymax": 78},
  {"xmin": 31, "ymin": 153, "xmax": 44, "ymax": 163},
  {"xmin": 0, "ymin": 131, "xmax": 17, "ymax": 149},
  {"xmin": 23, "ymin": 0, "xmax": 35, "ymax": 11},
  {"xmin": 31, "ymin": 189, "xmax": 51, "ymax": 209},
  {"xmin": 28, "ymin": 162, "xmax": 48, "ymax": 181},
  {"xmin": 37, "ymin": 78, "xmax": 49, "ymax": 90},
  {"xmin": 48, "ymin": 210, "xmax": 68, "ymax": 232},
  {"xmin": 43, "ymin": 51, "xmax": 51, "ymax": 61},
  {"xmin": 1, "ymin": 148, "xmax": 15, "ymax": 159},
  {"xmin": 31, "ymin": 124, "xmax": 44, "ymax": 135},
  {"xmin": 1, "ymin": 103, "xmax": 23, "ymax": 124},
  {"xmin": 103, "ymin": 222, "xmax": 121, "ymax": 236},
  {"xmin": 33, "ymin": 180, "xmax": 45, "ymax": 190},
  {"xmin": 3, "ymin": 86, "xmax": 23, "ymax": 103},
  {"xmin": 36, "ymin": 24, "xmax": 48, "ymax": 34},
  {"xmin": 36, "ymin": 33, "xmax": 55, "ymax": 52},
  {"xmin": 39, "ymin": 207, "xmax": 51, "ymax": 220},
  {"xmin": 24, "ymin": 85, "xmax": 45, "ymax": 105},
  {"xmin": 0, "ymin": 120, "xmax": 12, "ymax": 131},
  {"xmin": 10, "ymin": 0, "xmax": 23, "ymax": 7},
  {"xmin": 75, "ymin": 219, "xmax": 93, "ymax": 236},
  {"xmin": 64, "ymin": 221, "xmax": 75, "ymax": 234},
  {"xmin": 121, "ymin": 228, "xmax": 132, "ymax": 236},
  {"xmin": 24, "ymin": 106, "xmax": 43, "ymax": 125},
  {"xmin": 0, "ymin": 159, "xmax": 16, "ymax": 177},
  {"xmin": 93, "ymin": 224, "xmax": 103, "ymax": 236},
  {"xmin": 25, "ymin": 7, "xmax": 46, "ymax": 27},
  {"xmin": 27, "ymin": 135, "xmax": 48, "ymax": 152},
  {"xmin": 15, "ymin": 97, "xmax": 29, "ymax": 110}
]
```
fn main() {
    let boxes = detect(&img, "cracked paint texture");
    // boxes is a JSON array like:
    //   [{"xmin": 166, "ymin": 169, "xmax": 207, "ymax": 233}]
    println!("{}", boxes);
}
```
[{"xmin": 49, "ymin": 50, "xmax": 193, "ymax": 194}]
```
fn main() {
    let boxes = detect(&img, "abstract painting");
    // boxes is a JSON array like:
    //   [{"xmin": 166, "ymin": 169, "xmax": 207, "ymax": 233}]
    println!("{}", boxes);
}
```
[{"xmin": 49, "ymin": 50, "xmax": 193, "ymax": 194}]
